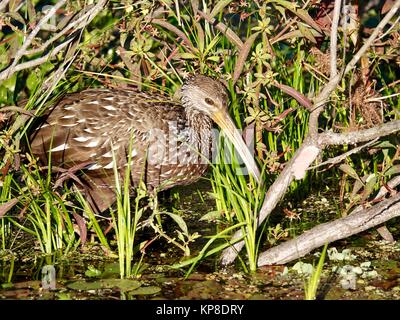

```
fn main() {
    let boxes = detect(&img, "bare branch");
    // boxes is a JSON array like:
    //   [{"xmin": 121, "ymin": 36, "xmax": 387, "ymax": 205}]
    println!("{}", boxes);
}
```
[
  {"xmin": 258, "ymin": 193, "xmax": 400, "ymax": 266},
  {"xmin": 330, "ymin": 0, "xmax": 342, "ymax": 78},
  {"xmin": 221, "ymin": 3, "xmax": 400, "ymax": 265},
  {"xmin": 0, "ymin": 0, "xmax": 108, "ymax": 82},
  {"xmin": 319, "ymin": 120, "xmax": 400, "ymax": 146},
  {"xmin": 0, "ymin": 0, "xmax": 9, "ymax": 12},
  {"xmin": 344, "ymin": 0, "xmax": 400, "ymax": 75},
  {"xmin": 309, "ymin": 139, "xmax": 378, "ymax": 170},
  {"xmin": 7, "ymin": 38, "xmax": 73, "ymax": 75},
  {"xmin": 25, "ymin": 0, "xmax": 110, "ymax": 56},
  {"xmin": 0, "ymin": 0, "xmax": 67, "ymax": 81}
]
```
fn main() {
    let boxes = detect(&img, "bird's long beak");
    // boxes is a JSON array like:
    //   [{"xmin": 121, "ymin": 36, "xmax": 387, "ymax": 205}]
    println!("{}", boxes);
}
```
[{"xmin": 212, "ymin": 109, "xmax": 261, "ymax": 183}]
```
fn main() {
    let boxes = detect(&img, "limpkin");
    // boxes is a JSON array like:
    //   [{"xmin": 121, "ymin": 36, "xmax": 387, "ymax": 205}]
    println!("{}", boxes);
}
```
[{"xmin": 30, "ymin": 75, "xmax": 260, "ymax": 212}]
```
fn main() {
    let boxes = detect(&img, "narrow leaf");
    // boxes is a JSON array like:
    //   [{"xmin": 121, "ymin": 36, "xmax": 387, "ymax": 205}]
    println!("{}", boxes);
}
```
[
  {"xmin": 272, "ymin": 82, "xmax": 313, "ymax": 110},
  {"xmin": 339, "ymin": 164, "xmax": 362, "ymax": 182},
  {"xmin": 233, "ymin": 32, "xmax": 260, "ymax": 84},
  {"xmin": 295, "ymin": 9, "xmax": 322, "ymax": 34},
  {"xmin": 210, "ymin": 0, "xmax": 232, "ymax": 18},
  {"xmin": 72, "ymin": 212, "xmax": 87, "ymax": 246},
  {"xmin": 164, "ymin": 212, "xmax": 188, "ymax": 234},
  {"xmin": 0, "ymin": 198, "xmax": 19, "ymax": 218}
]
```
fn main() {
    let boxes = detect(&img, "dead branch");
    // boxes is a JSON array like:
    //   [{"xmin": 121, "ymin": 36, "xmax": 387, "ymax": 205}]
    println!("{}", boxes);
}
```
[
  {"xmin": 257, "ymin": 193, "xmax": 400, "ymax": 266},
  {"xmin": 0, "ymin": 0, "xmax": 67, "ymax": 81},
  {"xmin": 319, "ymin": 120, "xmax": 400, "ymax": 146},
  {"xmin": 0, "ymin": 0, "xmax": 107, "ymax": 82},
  {"xmin": 0, "ymin": 0, "xmax": 10, "ymax": 12},
  {"xmin": 329, "ymin": 0, "xmax": 342, "ymax": 79},
  {"xmin": 310, "ymin": 139, "xmax": 378, "ymax": 170},
  {"xmin": 24, "ymin": 0, "xmax": 108, "ymax": 56}
]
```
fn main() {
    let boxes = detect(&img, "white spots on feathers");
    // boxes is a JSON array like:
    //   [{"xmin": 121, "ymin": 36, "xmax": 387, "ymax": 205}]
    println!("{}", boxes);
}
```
[
  {"xmin": 62, "ymin": 115, "xmax": 75, "ymax": 119},
  {"xmin": 131, "ymin": 149, "xmax": 137, "ymax": 157},
  {"xmin": 77, "ymin": 119, "xmax": 86, "ymax": 123},
  {"xmin": 84, "ymin": 128, "xmax": 94, "ymax": 133},
  {"xmin": 64, "ymin": 106, "xmax": 74, "ymax": 110},
  {"xmin": 103, "ymin": 161, "xmax": 114, "ymax": 169},
  {"xmin": 35, "ymin": 123, "xmax": 49, "ymax": 130},
  {"xmin": 103, "ymin": 97, "xmax": 115, "ymax": 101},
  {"xmin": 163, "ymin": 169, "xmax": 173, "ymax": 176},
  {"xmin": 73, "ymin": 136, "xmax": 91, "ymax": 142},
  {"xmin": 62, "ymin": 123, "xmax": 78, "ymax": 127},
  {"xmin": 102, "ymin": 105, "xmax": 117, "ymax": 111},
  {"xmin": 102, "ymin": 150, "xmax": 114, "ymax": 158},
  {"xmin": 87, "ymin": 100, "xmax": 99, "ymax": 105},
  {"xmin": 87, "ymin": 163, "xmax": 102, "ymax": 170},
  {"xmin": 50, "ymin": 143, "xmax": 69, "ymax": 152},
  {"xmin": 86, "ymin": 139, "xmax": 99, "ymax": 148}
]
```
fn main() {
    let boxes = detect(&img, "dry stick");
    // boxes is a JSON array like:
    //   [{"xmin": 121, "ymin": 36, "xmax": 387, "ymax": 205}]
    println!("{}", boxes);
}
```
[
  {"xmin": 0, "ymin": 0, "xmax": 67, "ymax": 81},
  {"xmin": 6, "ymin": 38, "xmax": 73, "ymax": 75},
  {"xmin": 258, "ymin": 193, "xmax": 400, "ymax": 265},
  {"xmin": 309, "ymin": 0, "xmax": 342, "ymax": 138},
  {"xmin": 258, "ymin": 150, "xmax": 400, "ymax": 266},
  {"xmin": 24, "ymin": 0, "xmax": 108, "ymax": 56},
  {"xmin": 0, "ymin": 0, "xmax": 10, "ymax": 12},
  {"xmin": 220, "ymin": 0, "xmax": 400, "ymax": 266},
  {"xmin": 319, "ymin": 120, "xmax": 400, "ymax": 145},
  {"xmin": 221, "ymin": 0, "xmax": 342, "ymax": 266},
  {"xmin": 309, "ymin": 139, "xmax": 378, "ymax": 170},
  {"xmin": 329, "ymin": 0, "xmax": 342, "ymax": 79}
]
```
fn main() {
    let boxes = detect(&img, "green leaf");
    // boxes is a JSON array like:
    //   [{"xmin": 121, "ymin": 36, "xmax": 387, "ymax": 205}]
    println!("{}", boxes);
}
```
[
  {"xmin": 101, "ymin": 279, "xmax": 142, "ymax": 291},
  {"xmin": 130, "ymin": 286, "xmax": 161, "ymax": 295},
  {"xmin": 372, "ymin": 141, "xmax": 396, "ymax": 149},
  {"xmin": 180, "ymin": 52, "xmax": 197, "ymax": 59},
  {"xmin": 362, "ymin": 174, "xmax": 377, "ymax": 201},
  {"xmin": 384, "ymin": 165, "xmax": 400, "ymax": 177},
  {"xmin": 298, "ymin": 23, "xmax": 317, "ymax": 44},
  {"xmin": 199, "ymin": 211, "xmax": 221, "ymax": 222},
  {"xmin": 66, "ymin": 280, "xmax": 102, "ymax": 291},
  {"xmin": 210, "ymin": 0, "xmax": 233, "ymax": 18},
  {"xmin": 164, "ymin": 212, "xmax": 188, "ymax": 234},
  {"xmin": 339, "ymin": 164, "xmax": 361, "ymax": 182},
  {"xmin": 295, "ymin": 9, "xmax": 322, "ymax": 33},
  {"xmin": 67, "ymin": 279, "xmax": 141, "ymax": 291},
  {"xmin": 85, "ymin": 266, "xmax": 102, "ymax": 278},
  {"xmin": 26, "ymin": 72, "xmax": 39, "ymax": 92}
]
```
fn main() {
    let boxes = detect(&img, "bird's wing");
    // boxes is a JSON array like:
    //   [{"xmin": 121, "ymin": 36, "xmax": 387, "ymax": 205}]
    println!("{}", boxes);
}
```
[{"xmin": 30, "ymin": 89, "xmax": 185, "ymax": 174}]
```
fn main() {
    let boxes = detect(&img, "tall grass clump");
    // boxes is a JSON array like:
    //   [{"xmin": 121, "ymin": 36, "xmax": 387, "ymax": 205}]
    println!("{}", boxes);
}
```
[
  {"xmin": 109, "ymin": 138, "xmax": 146, "ymax": 279},
  {"xmin": 210, "ymin": 134, "xmax": 267, "ymax": 272},
  {"xmin": 7, "ymin": 161, "xmax": 79, "ymax": 255}
]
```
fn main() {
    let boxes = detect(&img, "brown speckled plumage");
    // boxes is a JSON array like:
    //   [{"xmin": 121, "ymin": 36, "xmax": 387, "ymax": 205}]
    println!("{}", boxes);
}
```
[{"xmin": 30, "ymin": 75, "xmax": 259, "ymax": 212}]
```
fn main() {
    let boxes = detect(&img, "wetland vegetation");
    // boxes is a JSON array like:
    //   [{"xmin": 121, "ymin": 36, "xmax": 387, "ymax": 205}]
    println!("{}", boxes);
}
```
[{"xmin": 0, "ymin": 0, "xmax": 399, "ymax": 300}]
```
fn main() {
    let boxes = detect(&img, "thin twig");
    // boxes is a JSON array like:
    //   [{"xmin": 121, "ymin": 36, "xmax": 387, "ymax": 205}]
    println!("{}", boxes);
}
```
[
  {"xmin": 0, "ymin": 0, "xmax": 67, "ymax": 81},
  {"xmin": 0, "ymin": 0, "xmax": 9, "ymax": 12},
  {"xmin": 309, "ymin": 138, "xmax": 378, "ymax": 170},
  {"xmin": 24, "ymin": 0, "xmax": 108, "ymax": 56},
  {"xmin": 344, "ymin": 1, "xmax": 400, "ymax": 75},
  {"xmin": 330, "ymin": 0, "xmax": 342, "ymax": 78},
  {"xmin": 7, "ymin": 38, "xmax": 73, "ymax": 75}
]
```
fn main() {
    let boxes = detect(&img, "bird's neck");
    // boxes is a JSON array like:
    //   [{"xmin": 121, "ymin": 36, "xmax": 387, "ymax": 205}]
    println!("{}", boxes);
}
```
[{"xmin": 185, "ymin": 107, "xmax": 212, "ymax": 133}]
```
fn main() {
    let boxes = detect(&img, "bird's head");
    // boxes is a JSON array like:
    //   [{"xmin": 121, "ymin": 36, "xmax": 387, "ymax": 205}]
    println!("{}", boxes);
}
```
[
  {"xmin": 181, "ymin": 75, "xmax": 261, "ymax": 183},
  {"xmin": 181, "ymin": 75, "xmax": 228, "ymax": 117}
]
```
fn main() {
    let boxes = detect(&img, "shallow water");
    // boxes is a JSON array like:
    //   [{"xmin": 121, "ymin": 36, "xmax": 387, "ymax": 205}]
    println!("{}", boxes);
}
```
[{"xmin": 1, "ymin": 181, "xmax": 400, "ymax": 300}]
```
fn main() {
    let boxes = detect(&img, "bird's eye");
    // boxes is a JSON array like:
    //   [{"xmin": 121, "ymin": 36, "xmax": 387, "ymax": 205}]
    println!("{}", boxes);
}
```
[{"xmin": 204, "ymin": 98, "xmax": 215, "ymax": 105}]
